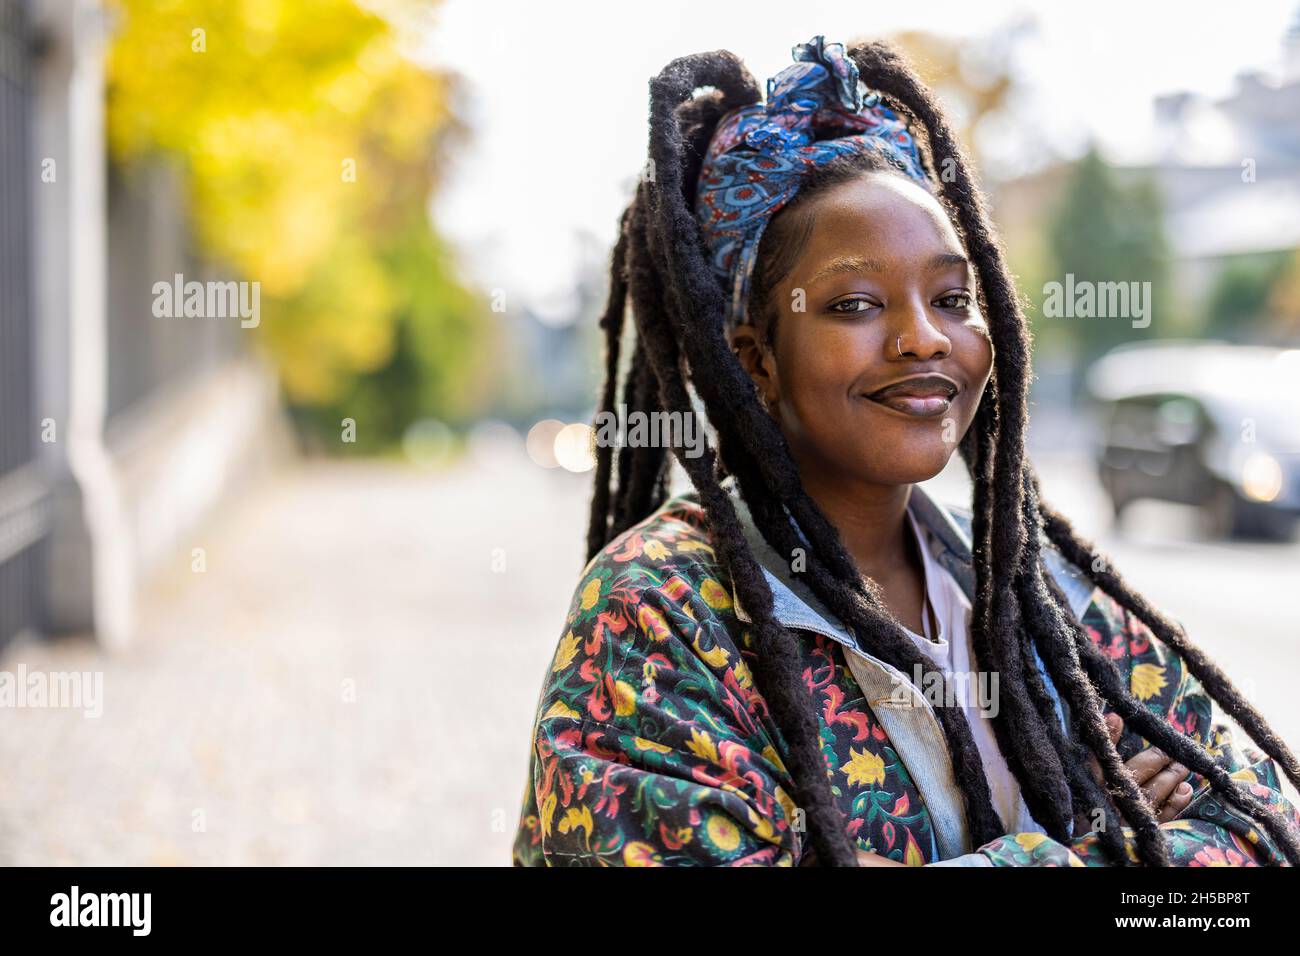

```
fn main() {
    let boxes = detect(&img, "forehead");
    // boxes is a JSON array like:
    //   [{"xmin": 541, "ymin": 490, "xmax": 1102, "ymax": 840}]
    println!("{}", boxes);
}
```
[{"xmin": 794, "ymin": 172, "xmax": 965, "ymax": 266}]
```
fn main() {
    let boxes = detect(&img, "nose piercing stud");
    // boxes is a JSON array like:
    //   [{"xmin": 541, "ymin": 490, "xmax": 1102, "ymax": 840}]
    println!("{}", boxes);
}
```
[{"xmin": 896, "ymin": 335, "xmax": 903, "ymax": 358}]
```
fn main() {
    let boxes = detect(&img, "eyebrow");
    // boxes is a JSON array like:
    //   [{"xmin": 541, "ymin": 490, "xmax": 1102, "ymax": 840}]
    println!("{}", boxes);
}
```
[
  {"xmin": 806, "ymin": 255, "xmax": 885, "ymax": 286},
  {"xmin": 805, "ymin": 252, "xmax": 971, "ymax": 286}
]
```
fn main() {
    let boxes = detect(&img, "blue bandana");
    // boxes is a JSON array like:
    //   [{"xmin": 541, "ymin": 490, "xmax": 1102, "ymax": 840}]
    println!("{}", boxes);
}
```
[{"xmin": 694, "ymin": 36, "xmax": 929, "ymax": 327}]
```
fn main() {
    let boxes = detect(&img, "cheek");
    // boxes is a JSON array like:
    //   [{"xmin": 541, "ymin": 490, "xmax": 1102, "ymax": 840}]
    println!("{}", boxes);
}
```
[
  {"xmin": 930, "ymin": 325, "xmax": 992, "ymax": 443},
  {"xmin": 956, "ymin": 322, "xmax": 994, "ymax": 390},
  {"xmin": 955, "ymin": 327, "xmax": 994, "ymax": 427},
  {"xmin": 773, "ymin": 325, "xmax": 855, "ymax": 404},
  {"xmin": 770, "ymin": 328, "xmax": 858, "ymax": 454}
]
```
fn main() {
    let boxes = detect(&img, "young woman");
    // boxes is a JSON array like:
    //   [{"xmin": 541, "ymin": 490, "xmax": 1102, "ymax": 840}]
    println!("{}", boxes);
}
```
[{"xmin": 511, "ymin": 36, "xmax": 1300, "ymax": 866}]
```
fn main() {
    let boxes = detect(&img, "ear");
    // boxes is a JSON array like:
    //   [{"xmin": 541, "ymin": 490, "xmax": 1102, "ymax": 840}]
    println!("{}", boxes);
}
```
[{"xmin": 730, "ymin": 323, "xmax": 780, "ymax": 407}]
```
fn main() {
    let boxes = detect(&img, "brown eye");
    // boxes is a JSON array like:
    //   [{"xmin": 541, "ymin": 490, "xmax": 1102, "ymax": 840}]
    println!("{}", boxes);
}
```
[
  {"xmin": 936, "ymin": 292, "xmax": 972, "ymax": 309},
  {"xmin": 828, "ymin": 297, "xmax": 874, "ymax": 314}
]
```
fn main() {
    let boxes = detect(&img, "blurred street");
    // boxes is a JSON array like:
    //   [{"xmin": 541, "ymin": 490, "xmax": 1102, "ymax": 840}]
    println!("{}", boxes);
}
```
[{"xmin": 1, "ymin": 441, "xmax": 1297, "ymax": 865}]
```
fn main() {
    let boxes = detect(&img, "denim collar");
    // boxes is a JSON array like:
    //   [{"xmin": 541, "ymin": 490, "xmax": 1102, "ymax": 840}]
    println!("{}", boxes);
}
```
[
  {"xmin": 720, "ymin": 475, "xmax": 1089, "ymax": 756},
  {"xmin": 717, "ymin": 475, "xmax": 1091, "ymax": 853},
  {"xmin": 721, "ymin": 475, "xmax": 1095, "ymax": 655}
]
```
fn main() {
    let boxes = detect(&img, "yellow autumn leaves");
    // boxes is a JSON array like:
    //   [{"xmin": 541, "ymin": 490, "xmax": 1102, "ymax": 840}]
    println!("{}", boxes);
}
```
[{"xmin": 105, "ymin": 0, "xmax": 491, "ymax": 421}]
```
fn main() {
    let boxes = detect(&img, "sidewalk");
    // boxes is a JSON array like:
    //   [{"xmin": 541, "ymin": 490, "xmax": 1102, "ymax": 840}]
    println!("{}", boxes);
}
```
[{"xmin": 0, "ymin": 456, "xmax": 590, "ymax": 865}]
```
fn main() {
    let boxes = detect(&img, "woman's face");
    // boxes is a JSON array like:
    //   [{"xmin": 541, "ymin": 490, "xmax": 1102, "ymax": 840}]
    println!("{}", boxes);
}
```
[{"xmin": 732, "ymin": 170, "xmax": 994, "ymax": 489}]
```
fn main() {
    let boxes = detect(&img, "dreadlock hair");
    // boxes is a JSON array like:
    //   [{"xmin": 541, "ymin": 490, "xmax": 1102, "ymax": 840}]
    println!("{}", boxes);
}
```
[{"xmin": 582, "ymin": 40, "xmax": 1300, "ymax": 867}]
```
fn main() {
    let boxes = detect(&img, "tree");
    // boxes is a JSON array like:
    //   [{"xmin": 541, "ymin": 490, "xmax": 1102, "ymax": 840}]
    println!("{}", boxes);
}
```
[
  {"xmin": 1203, "ymin": 252, "xmax": 1292, "ymax": 340},
  {"xmin": 1263, "ymin": 249, "xmax": 1300, "ymax": 341},
  {"xmin": 1042, "ymin": 147, "xmax": 1170, "ymax": 364},
  {"xmin": 105, "ymin": 0, "xmax": 493, "ymax": 449},
  {"xmin": 883, "ymin": 28, "xmax": 1017, "ymax": 170}
]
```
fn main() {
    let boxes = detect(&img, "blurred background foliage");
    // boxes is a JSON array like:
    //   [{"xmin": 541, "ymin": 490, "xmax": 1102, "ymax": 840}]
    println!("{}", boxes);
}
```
[
  {"xmin": 1043, "ymin": 148, "xmax": 1171, "ymax": 361},
  {"xmin": 1205, "ymin": 249, "xmax": 1296, "ymax": 337},
  {"xmin": 890, "ymin": 24, "xmax": 1300, "ymax": 374},
  {"xmin": 104, "ymin": 0, "xmax": 494, "ymax": 451},
  {"xmin": 886, "ymin": 29, "xmax": 1015, "ymax": 150}
]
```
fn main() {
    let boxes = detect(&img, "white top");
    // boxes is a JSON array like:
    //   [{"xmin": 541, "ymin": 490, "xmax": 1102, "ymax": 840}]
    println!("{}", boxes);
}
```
[{"xmin": 899, "ymin": 506, "xmax": 1047, "ymax": 837}]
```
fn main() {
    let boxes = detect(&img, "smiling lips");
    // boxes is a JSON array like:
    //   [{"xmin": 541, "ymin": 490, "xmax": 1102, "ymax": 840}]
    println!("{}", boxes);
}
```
[{"xmin": 863, "ymin": 374, "xmax": 960, "ymax": 418}]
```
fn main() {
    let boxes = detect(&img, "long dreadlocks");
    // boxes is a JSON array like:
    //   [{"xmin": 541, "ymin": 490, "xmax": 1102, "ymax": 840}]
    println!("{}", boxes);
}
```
[{"xmin": 582, "ymin": 41, "xmax": 1300, "ymax": 867}]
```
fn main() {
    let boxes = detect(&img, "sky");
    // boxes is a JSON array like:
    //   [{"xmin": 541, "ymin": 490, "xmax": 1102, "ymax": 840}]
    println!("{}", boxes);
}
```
[{"xmin": 415, "ymin": 0, "xmax": 1300, "ymax": 313}]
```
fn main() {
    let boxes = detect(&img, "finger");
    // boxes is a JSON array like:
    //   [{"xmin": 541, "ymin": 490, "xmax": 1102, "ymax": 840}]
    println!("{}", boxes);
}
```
[
  {"xmin": 1142, "ymin": 762, "xmax": 1188, "ymax": 810},
  {"xmin": 1087, "ymin": 714, "xmax": 1123, "ymax": 788},
  {"xmin": 1126, "ymin": 746, "xmax": 1174, "ymax": 785},
  {"xmin": 1157, "ymin": 781, "xmax": 1194, "ymax": 823},
  {"xmin": 1106, "ymin": 712, "xmax": 1123, "ymax": 744},
  {"xmin": 855, "ymin": 850, "xmax": 907, "ymax": 867}
]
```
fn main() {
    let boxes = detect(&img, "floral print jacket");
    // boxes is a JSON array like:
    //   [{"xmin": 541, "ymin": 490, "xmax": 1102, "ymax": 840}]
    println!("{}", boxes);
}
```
[{"xmin": 512, "ymin": 480, "xmax": 1299, "ymax": 866}]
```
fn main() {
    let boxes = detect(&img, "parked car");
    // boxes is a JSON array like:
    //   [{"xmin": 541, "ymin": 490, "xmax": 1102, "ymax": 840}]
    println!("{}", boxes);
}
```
[{"xmin": 1086, "ymin": 341, "xmax": 1300, "ymax": 541}]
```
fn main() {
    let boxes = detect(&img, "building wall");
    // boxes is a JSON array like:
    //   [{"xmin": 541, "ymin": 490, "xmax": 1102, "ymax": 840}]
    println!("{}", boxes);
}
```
[{"xmin": 0, "ymin": 0, "xmax": 293, "ymax": 652}]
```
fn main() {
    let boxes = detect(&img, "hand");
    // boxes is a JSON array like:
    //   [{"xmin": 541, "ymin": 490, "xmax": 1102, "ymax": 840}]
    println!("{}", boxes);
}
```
[
  {"xmin": 799, "ymin": 847, "xmax": 909, "ymax": 866},
  {"xmin": 854, "ymin": 849, "xmax": 909, "ymax": 867},
  {"xmin": 1073, "ymin": 712, "xmax": 1195, "ymax": 836}
]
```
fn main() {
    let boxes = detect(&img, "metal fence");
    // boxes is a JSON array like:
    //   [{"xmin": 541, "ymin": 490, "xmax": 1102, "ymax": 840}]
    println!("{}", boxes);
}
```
[{"xmin": 0, "ymin": 0, "xmax": 43, "ymax": 655}]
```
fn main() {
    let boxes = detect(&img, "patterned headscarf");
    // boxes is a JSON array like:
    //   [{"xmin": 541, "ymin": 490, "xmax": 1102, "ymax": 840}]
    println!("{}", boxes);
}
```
[{"xmin": 694, "ymin": 36, "xmax": 930, "ymax": 328}]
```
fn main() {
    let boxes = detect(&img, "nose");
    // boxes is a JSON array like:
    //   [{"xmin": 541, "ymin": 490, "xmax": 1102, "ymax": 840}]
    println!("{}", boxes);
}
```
[{"xmin": 889, "ymin": 301, "xmax": 951, "ymax": 361}]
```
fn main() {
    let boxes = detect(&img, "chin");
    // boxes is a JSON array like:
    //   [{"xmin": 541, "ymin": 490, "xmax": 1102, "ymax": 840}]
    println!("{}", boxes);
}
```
[
  {"xmin": 853, "ymin": 441, "xmax": 957, "ymax": 486},
  {"xmin": 839, "ymin": 399, "xmax": 972, "ymax": 485}
]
